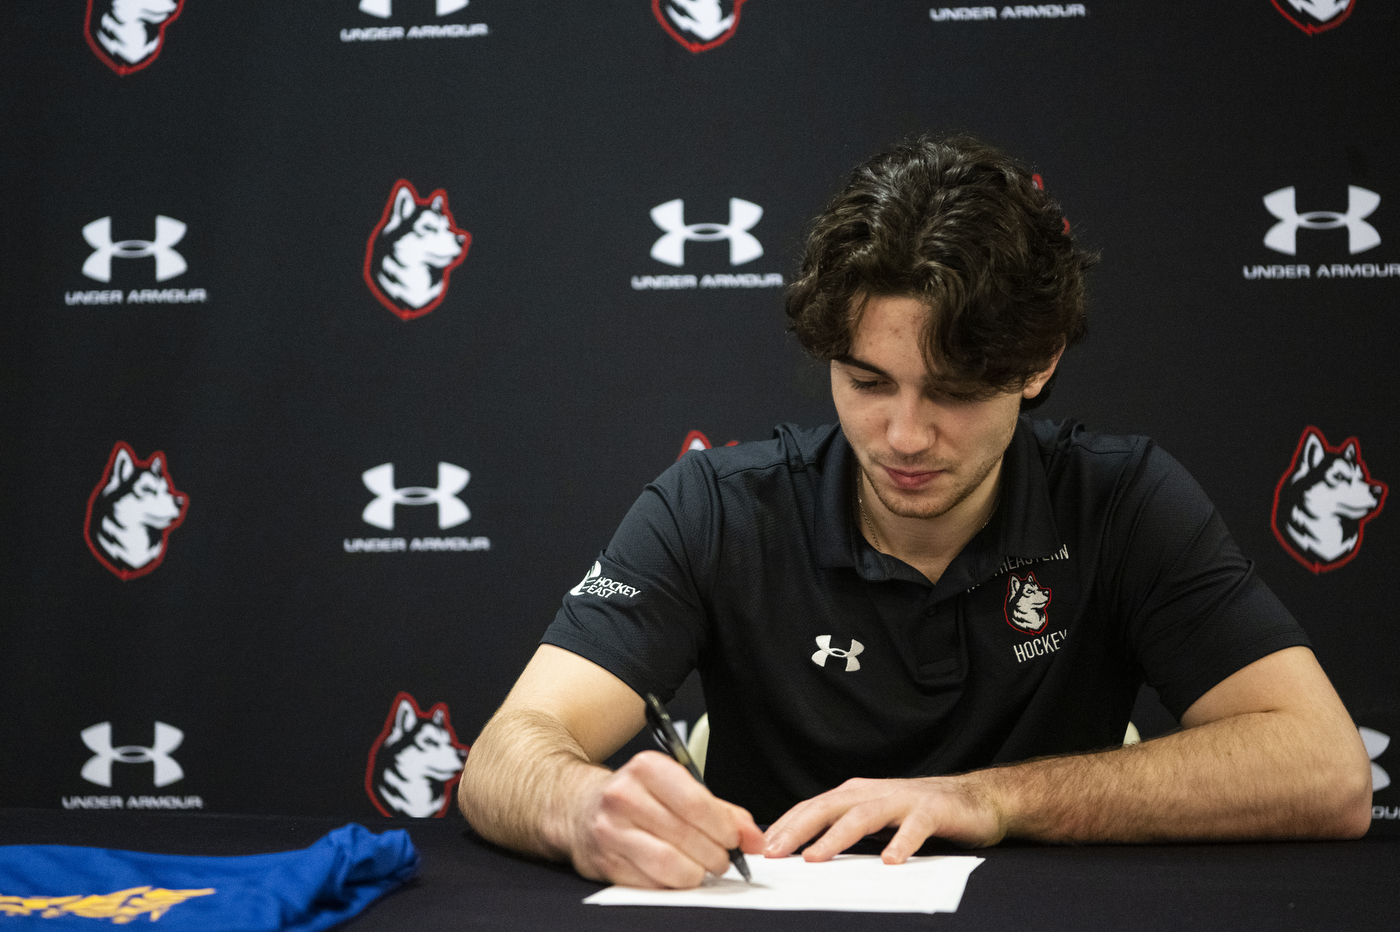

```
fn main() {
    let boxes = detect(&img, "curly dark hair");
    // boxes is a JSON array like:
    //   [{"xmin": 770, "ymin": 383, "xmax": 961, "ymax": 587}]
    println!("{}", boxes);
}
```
[{"xmin": 786, "ymin": 135, "xmax": 1097, "ymax": 401}]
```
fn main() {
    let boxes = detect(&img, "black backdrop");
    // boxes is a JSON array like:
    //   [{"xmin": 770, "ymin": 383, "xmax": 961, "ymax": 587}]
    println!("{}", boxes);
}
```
[{"xmin": 1, "ymin": 1, "xmax": 1396, "ymax": 829}]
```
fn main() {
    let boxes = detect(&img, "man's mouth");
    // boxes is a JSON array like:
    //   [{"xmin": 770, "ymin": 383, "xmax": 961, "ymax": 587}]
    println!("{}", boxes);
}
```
[{"xmin": 881, "ymin": 465, "xmax": 943, "ymax": 491}]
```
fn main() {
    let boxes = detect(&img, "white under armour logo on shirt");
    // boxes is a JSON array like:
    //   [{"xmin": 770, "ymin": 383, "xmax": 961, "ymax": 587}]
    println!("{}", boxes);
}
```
[{"xmin": 812, "ymin": 635, "xmax": 863, "ymax": 672}]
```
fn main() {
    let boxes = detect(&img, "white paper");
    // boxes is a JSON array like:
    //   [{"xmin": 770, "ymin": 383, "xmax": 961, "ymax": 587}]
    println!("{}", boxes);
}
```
[{"xmin": 583, "ymin": 854, "xmax": 984, "ymax": 914}]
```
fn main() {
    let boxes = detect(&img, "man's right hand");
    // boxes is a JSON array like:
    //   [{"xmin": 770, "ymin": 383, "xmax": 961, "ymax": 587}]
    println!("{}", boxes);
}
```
[
  {"xmin": 458, "ymin": 645, "xmax": 763, "ymax": 890},
  {"xmin": 569, "ymin": 750, "xmax": 764, "ymax": 888}
]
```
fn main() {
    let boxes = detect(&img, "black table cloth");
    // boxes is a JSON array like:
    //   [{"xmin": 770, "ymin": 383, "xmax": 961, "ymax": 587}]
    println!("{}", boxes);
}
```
[{"xmin": 1, "ymin": 809, "xmax": 1395, "ymax": 931}]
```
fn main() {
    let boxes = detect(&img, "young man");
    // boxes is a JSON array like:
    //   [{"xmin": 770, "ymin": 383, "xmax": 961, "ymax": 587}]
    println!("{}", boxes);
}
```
[{"xmin": 458, "ymin": 137, "xmax": 1372, "ymax": 889}]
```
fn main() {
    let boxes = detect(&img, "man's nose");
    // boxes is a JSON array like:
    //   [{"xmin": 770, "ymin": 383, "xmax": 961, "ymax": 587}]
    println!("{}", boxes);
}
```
[{"xmin": 886, "ymin": 394, "xmax": 935, "ymax": 454}]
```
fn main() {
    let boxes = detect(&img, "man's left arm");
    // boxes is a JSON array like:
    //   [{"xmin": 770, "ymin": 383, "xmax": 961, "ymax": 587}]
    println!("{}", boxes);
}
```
[{"xmin": 764, "ymin": 645, "xmax": 1373, "ymax": 862}]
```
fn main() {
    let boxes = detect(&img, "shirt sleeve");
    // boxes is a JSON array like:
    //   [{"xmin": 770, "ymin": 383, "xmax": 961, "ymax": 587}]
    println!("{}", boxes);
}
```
[
  {"xmin": 540, "ymin": 455, "xmax": 718, "ymax": 704},
  {"xmin": 1103, "ymin": 442, "xmax": 1311, "ymax": 720}
]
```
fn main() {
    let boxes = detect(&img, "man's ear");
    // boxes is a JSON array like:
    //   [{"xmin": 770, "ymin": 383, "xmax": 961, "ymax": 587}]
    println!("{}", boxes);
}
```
[{"xmin": 1022, "ymin": 346, "xmax": 1066, "ymax": 400}]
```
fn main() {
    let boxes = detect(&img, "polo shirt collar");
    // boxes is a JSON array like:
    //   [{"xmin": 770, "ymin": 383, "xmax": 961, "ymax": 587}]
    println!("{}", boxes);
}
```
[
  {"xmin": 981, "ymin": 415, "xmax": 1063, "ymax": 570},
  {"xmin": 812, "ymin": 418, "xmax": 1062, "ymax": 584},
  {"xmin": 813, "ymin": 426, "xmax": 881, "ymax": 575}
]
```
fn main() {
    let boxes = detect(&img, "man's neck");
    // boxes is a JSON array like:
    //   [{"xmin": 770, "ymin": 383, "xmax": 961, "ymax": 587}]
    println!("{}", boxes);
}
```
[{"xmin": 858, "ymin": 463, "xmax": 1002, "ymax": 585}]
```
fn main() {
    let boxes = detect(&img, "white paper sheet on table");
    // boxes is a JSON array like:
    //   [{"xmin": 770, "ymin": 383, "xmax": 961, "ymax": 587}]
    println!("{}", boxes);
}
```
[{"xmin": 583, "ymin": 854, "xmax": 984, "ymax": 914}]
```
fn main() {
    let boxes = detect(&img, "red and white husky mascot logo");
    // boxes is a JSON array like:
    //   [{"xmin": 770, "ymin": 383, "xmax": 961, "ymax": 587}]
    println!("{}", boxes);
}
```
[
  {"xmin": 366, "ymin": 692, "xmax": 469, "ymax": 817},
  {"xmin": 1271, "ymin": 0, "xmax": 1355, "ymax": 35},
  {"xmin": 653, "ymin": 0, "xmax": 748, "ymax": 52},
  {"xmin": 84, "ymin": 442, "xmax": 189, "ymax": 580},
  {"xmin": 1005, "ymin": 572, "xmax": 1052, "ymax": 634},
  {"xmin": 85, "ymin": 0, "xmax": 185, "ymax": 75},
  {"xmin": 364, "ymin": 180, "xmax": 471, "ymax": 321},
  {"xmin": 1272, "ymin": 426, "xmax": 1386, "ymax": 573},
  {"xmin": 677, "ymin": 429, "xmax": 739, "ymax": 459}
]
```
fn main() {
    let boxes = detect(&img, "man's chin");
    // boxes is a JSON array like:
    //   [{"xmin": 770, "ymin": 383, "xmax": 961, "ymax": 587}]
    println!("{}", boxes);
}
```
[{"xmin": 869, "ymin": 483, "xmax": 958, "ymax": 521}]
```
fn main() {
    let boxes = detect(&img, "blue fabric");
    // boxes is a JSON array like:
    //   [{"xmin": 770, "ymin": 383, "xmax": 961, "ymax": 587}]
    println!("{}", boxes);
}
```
[{"xmin": 0, "ymin": 823, "xmax": 417, "ymax": 930}]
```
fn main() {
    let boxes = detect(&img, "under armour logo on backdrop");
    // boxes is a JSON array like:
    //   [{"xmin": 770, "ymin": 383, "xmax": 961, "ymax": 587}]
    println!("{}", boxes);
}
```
[
  {"xmin": 83, "ymin": 216, "xmax": 187, "ymax": 282},
  {"xmin": 650, "ymin": 198, "xmax": 764, "ymax": 267},
  {"xmin": 1263, "ymin": 186, "xmax": 1380, "ymax": 255},
  {"xmin": 1362, "ymin": 727, "xmax": 1390, "ymax": 792},
  {"xmin": 81, "ymin": 722, "xmax": 184, "ymax": 788},
  {"xmin": 812, "ymin": 635, "xmax": 863, "ymax": 672},
  {"xmin": 359, "ymin": 0, "xmax": 469, "ymax": 16},
  {"xmin": 362, "ymin": 463, "xmax": 470, "ymax": 530}
]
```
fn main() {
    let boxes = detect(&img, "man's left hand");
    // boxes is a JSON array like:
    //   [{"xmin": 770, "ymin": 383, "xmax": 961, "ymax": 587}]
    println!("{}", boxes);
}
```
[
  {"xmin": 763, "ymin": 648, "xmax": 1372, "ymax": 858},
  {"xmin": 762, "ymin": 775, "xmax": 1006, "ymax": 863}
]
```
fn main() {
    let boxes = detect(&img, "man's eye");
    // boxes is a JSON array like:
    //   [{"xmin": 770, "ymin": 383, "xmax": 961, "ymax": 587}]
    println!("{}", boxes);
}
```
[{"xmin": 849, "ymin": 378, "xmax": 882, "ymax": 391}]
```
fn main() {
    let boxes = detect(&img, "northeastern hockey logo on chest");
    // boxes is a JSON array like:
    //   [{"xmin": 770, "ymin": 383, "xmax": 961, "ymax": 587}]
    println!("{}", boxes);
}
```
[
  {"xmin": 1005, "ymin": 570, "xmax": 1070, "ymax": 663},
  {"xmin": 966, "ymin": 545, "xmax": 1073, "ymax": 663},
  {"xmin": 1004, "ymin": 571, "xmax": 1051, "ymax": 634}
]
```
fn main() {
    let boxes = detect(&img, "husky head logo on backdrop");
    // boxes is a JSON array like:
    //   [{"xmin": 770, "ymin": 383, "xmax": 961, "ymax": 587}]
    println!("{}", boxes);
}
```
[
  {"xmin": 85, "ymin": 0, "xmax": 185, "ymax": 75},
  {"xmin": 364, "ymin": 180, "xmax": 471, "ymax": 321},
  {"xmin": 1031, "ymin": 174, "xmax": 1073, "ymax": 236},
  {"xmin": 653, "ymin": 0, "xmax": 748, "ymax": 52},
  {"xmin": 1005, "ymin": 572, "xmax": 1052, "ymax": 634},
  {"xmin": 1271, "ymin": 0, "xmax": 1355, "ymax": 35},
  {"xmin": 366, "ymin": 692, "xmax": 469, "ymax": 817},
  {"xmin": 677, "ymin": 430, "xmax": 739, "ymax": 459},
  {"xmin": 1272, "ymin": 427, "xmax": 1387, "ymax": 573},
  {"xmin": 84, "ymin": 442, "xmax": 189, "ymax": 581}
]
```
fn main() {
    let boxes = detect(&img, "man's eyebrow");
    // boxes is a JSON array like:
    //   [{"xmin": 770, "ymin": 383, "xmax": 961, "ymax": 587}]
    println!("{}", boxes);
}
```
[{"xmin": 833, "ymin": 354, "xmax": 890, "ymax": 378}]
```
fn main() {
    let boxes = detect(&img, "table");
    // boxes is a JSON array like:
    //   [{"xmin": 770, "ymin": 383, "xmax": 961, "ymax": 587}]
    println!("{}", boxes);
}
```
[{"xmin": 1, "ymin": 808, "xmax": 1396, "ymax": 931}]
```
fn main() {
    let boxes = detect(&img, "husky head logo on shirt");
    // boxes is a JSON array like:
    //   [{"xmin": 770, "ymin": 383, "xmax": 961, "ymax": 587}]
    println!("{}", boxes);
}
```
[
  {"xmin": 1272, "ymin": 426, "xmax": 1387, "ymax": 573},
  {"xmin": 364, "ymin": 180, "xmax": 471, "ymax": 321},
  {"xmin": 652, "ymin": 0, "xmax": 748, "ymax": 52},
  {"xmin": 1004, "ymin": 571, "xmax": 1051, "ymax": 634},
  {"xmin": 366, "ymin": 692, "xmax": 469, "ymax": 818},
  {"xmin": 85, "ymin": 0, "xmax": 185, "ymax": 75},
  {"xmin": 84, "ymin": 442, "xmax": 189, "ymax": 581}
]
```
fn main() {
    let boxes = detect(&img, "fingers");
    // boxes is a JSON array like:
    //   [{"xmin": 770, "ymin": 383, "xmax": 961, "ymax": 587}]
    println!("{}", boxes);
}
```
[
  {"xmin": 631, "ymin": 752, "xmax": 746, "ymax": 853},
  {"xmin": 799, "ymin": 796, "xmax": 907, "ymax": 862},
  {"xmin": 881, "ymin": 817, "xmax": 934, "ymax": 864},
  {"xmin": 763, "ymin": 782, "xmax": 854, "ymax": 851},
  {"xmin": 582, "ymin": 817, "xmax": 714, "ymax": 889},
  {"xmin": 576, "ymin": 751, "xmax": 754, "ymax": 888},
  {"xmin": 726, "ymin": 802, "xmax": 766, "ymax": 854},
  {"xmin": 607, "ymin": 761, "xmax": 733, "ymax": 873},
  {"xmin": 763, "ymin": 777, "xmax": 984, "ymax": 863},
  {"xmin": 763, "ymin": 798, "xmax": 823, "ymax": 858}
]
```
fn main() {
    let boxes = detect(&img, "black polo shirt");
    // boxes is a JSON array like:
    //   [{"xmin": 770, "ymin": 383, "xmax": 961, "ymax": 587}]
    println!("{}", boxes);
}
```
[{"xmin": 543, "ymin": 418, "xmax": 1309, "ymax": 824}]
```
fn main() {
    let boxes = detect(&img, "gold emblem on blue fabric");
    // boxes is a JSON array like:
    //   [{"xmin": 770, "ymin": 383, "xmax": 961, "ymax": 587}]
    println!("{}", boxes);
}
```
[{"xmin": 0, "ymin": 886, "xmax": 215, "ymax": 923}]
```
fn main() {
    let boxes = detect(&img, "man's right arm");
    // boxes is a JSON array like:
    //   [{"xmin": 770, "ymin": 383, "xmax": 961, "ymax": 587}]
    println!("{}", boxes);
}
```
[{"xmin": 457, "ymin": 644, "xmax": 764, "ymax": 888}]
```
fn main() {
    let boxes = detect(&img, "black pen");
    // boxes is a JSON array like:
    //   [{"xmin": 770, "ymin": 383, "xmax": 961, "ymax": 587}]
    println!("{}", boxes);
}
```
[{"xmin": 643, "ymin": 693, "xmax": 753, "ymax": 883}]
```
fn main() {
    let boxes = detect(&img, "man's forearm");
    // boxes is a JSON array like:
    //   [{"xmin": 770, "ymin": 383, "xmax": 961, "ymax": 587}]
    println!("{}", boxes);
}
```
[
  {"xmin": 981, "ymin": 709, "xmax": 1372, "ymax": 843},
  {"xmin": 457, "ymin": 707, "xmax": 610, "ymax": 861}
]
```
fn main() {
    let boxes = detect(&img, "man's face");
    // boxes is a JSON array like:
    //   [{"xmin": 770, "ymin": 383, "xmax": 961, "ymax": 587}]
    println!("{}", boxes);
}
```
[{"xmin": 831, "ymin": 295, "xmax": 1057, "ymax": 523}]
